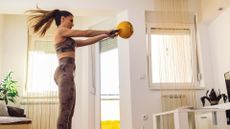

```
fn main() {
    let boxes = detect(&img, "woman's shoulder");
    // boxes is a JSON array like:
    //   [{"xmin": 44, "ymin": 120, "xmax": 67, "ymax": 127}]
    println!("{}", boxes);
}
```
[
  {"xmin": 54, "ymin": 27, "xmax": 71, "ymax": 43},
  {"xmin": 56, "ymin": 27, "xmax": 70, "ymax": 34}
]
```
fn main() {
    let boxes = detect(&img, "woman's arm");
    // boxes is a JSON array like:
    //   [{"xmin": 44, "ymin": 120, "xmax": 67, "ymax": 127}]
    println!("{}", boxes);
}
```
[
  {"xmin": 58, "ymin": 27, "xmax": 111, "ymax": 37},
  {"xmin": 74, "ymin": 34, "xmax": 110, "ymax": 47}
]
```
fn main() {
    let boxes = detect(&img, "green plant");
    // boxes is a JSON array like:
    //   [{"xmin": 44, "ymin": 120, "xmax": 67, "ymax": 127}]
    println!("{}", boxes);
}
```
[{"xmin": 0, "ymin": 71, "xmax": 19, "ymax": 104}]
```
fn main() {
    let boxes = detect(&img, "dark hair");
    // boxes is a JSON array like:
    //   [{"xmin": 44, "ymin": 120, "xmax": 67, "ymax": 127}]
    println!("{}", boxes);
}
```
[{"xmin": 26, "ymin": 9, "xmax": 73, "ymax": 37}]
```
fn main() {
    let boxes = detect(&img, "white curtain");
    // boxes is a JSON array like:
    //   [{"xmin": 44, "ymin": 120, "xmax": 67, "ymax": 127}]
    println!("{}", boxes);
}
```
[
  {"xmin": 149, "ymin": 1, "xmax": 199, "ymax": 128},
  {"xmin": 149, "ymin": 0, "xmax": 198, "ymax": 112},
  {"xmin": 21, "ymin": 32, "xmax": 59, "ymax": 129}
]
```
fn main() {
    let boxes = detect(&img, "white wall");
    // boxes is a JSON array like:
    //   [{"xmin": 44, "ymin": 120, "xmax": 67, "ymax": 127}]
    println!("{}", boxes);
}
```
[
  {"xmin": 198, "ymin": 24, "xmax": 215, "ymax": 89},
  {"xmin": 1, "ymin": 15, "xmax": 28, "ymax": 97},
  {"xmin": 116, "ymin": 11, "xmax": 134, "ymax": 129},
  {"xmin": 0, "ymin": 15, "xmax": 4, "ymax": 79},
  {"xmin": 204, "ymin": 6, "xmax": 230, "ymax": 92}
]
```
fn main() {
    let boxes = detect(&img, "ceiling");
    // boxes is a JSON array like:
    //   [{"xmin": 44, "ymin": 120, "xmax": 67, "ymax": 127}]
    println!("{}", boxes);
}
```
[
  {"xmin": 200, "ymin": 0, "xmax": 230, "ymax": 24},
  {"xmin": 1, "ymin": 0, "xmax": 230, "ymax": 24},
  {"xmin": 0, "ymin": 0, "xmax": 121, "ymax": 16}
]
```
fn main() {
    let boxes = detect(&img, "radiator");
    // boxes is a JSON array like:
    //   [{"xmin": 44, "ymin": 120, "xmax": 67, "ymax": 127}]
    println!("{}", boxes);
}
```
[
  {"xmin": 161, "ymin": 94, "xmax": 188, "ymax": 129},
  {"xmin": 161, "ymin": 94, "xmax": 188, "ymax": 111},
  {"xmin": 21, "ymin": 99, "xmax": 59, "ymax": 129}
]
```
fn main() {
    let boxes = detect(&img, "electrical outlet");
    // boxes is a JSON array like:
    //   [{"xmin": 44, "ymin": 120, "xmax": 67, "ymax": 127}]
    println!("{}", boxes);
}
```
[{"xmin": 141, "ymin": 114, "xmax": 149, "ymax": 120}]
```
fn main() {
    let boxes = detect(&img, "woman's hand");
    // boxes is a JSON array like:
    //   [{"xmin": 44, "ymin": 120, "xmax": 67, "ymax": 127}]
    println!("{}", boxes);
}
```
[{"xmin": 108, "ymin": 29, "xmax": 119, "ymax": 38}]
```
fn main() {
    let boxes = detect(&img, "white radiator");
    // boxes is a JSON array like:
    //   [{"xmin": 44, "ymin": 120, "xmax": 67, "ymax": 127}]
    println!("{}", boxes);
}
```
[
  {"xmin": 21, "ymin": 99, "xmax": 59, "ymax": 129},
  {"xmin": 161, "ymin": 94, "xmax": 188, "ymax": 111}
]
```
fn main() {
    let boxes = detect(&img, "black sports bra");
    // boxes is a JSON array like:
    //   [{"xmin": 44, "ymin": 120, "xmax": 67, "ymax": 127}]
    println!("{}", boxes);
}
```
[{"xmin": 55, "ymin": 37, "xmax": 75, "ymax": 54}]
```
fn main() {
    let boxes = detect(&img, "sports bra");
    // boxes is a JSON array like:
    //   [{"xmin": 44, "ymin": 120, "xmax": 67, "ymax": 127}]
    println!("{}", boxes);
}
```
[{"xmin": 55, "ymin": 37, "xmax": 75, "ymax": 54}]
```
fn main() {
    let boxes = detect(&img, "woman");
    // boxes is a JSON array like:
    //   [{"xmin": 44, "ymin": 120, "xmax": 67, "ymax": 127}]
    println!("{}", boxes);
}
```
[{"xmin": 27, "ymin": 9, "xmax": 117, "ymax": 129}]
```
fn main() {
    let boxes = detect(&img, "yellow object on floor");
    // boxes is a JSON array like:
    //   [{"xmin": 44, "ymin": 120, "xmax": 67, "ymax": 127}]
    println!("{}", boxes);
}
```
[{"xmin": 101, "ymin": 120, "xmax": 120, "ymax": 129}]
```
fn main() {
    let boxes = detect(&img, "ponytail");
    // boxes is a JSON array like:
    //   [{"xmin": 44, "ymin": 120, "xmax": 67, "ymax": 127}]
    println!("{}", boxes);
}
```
[{"xmin": 26, "ymin": 9, "xmax": 73, "ymax": 37}]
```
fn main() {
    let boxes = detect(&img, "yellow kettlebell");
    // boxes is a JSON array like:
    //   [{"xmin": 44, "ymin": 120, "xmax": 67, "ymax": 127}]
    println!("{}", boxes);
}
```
[{"xmin": 116, "ymin": 21, "xmax": 134, "ymax": 39}]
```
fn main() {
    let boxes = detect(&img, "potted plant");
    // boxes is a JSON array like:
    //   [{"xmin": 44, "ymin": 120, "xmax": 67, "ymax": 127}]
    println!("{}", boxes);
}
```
[{"xmin": 0, "ymin": 71, "xmax": 19, "ymax": 105}]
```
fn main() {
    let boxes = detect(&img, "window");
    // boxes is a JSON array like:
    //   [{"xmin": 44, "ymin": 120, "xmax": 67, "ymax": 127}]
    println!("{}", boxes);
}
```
[
  {"xmin": 26, "ymin": 31, "xmax": 58, "ymax": 95},
  {"xmin": 100, "ymin": 39, "xmax": 120, "ymax": 121},
  {"xmin": 147, "ymin": 26, "xmax": 200, "ymax": 89}
]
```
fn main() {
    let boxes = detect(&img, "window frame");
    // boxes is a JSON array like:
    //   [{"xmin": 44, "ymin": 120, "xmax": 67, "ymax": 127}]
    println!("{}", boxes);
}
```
[{"xmin": 146, "ymin": 23, "xmax": 203, "ymax": 90}]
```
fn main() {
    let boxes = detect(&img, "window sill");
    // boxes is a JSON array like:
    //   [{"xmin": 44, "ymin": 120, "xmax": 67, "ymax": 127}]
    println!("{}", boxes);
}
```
[
  {"xmin": 149, "ymin": 86, "xmax": 206, "ymax": 90},
  {"xmin": 20, "ymin": 97, "xmax": 59, "ymax": 105}
]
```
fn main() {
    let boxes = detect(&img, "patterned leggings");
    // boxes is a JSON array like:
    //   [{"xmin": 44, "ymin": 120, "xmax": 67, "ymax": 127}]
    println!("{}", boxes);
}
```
[{"xmin": 54, "ymin": 57, "xmax": 76, "ymax": 129}]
